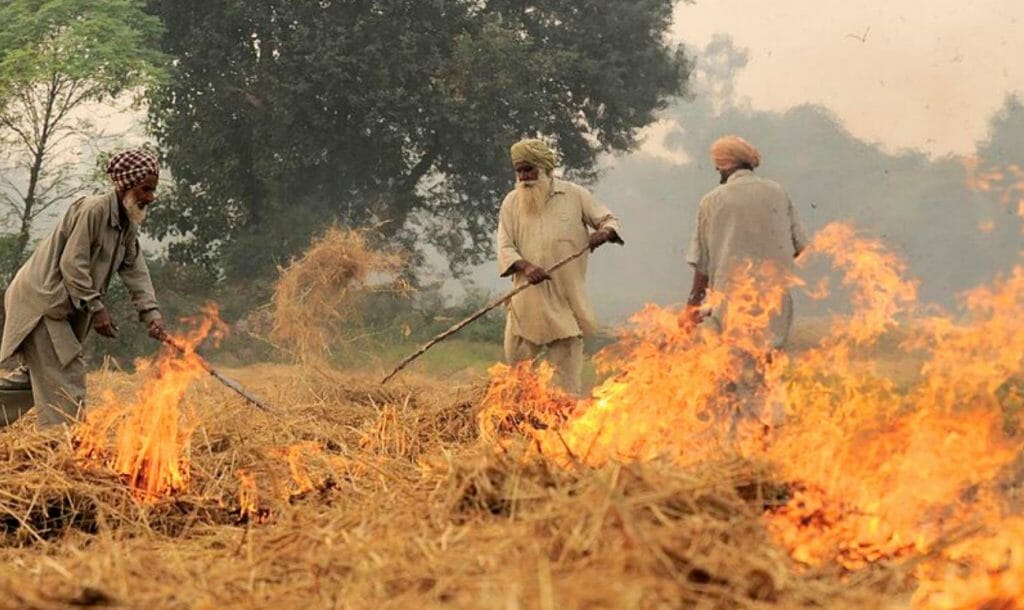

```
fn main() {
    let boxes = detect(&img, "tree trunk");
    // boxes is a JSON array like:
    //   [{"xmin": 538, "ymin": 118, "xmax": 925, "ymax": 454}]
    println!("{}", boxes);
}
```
[
  {"xmin": 12, "ymin": 78, "xmax": 59, "ymax": 266},
  {"xmin": 13, "ymin": 147, "xmax": 45, "ymax": 266}
]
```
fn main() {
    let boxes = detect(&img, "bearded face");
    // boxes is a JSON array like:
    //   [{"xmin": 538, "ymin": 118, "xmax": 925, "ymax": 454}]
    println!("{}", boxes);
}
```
[
  {"xmin": 119, "ymin": 173, "xmax": 158, "ymax": 226},
  {"xmin": 122, "ymin": 189, "xmax": 148, "ymax": 225},
  {"xmin": 515, "ymin": 170, "xmax": 553, "ymax": 215}
]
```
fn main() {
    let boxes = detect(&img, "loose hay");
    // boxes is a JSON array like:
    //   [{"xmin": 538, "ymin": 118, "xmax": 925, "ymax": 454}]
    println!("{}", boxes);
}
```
[
  {"xmin": 270, "ymin": 226, "xmax": 405, "ymax": 362},
  {"xmin": 0, "ymin": 364, "xmax": 909, "ymax": 609}
]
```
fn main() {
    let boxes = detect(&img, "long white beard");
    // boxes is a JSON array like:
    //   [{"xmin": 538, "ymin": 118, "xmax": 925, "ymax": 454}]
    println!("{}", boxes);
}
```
[
  {"xmin": 123, "ymin": 191, "xmax": 147, "ymax": 225},
  {"xmin": 515, "ymin": 173, "xmax": 552, "ymax": 215}
]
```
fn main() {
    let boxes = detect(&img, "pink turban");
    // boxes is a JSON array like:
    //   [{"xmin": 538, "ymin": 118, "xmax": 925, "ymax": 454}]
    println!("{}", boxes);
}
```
[
  {"xmin": 710, "ymin": 136, "xmax": 761, "ymax": 170},
  {"xmin": 106, "ymin": 149, "xmax": 160, "ymax": 191}
]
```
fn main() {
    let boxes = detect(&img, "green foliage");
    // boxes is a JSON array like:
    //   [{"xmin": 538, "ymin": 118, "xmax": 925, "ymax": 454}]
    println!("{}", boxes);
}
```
[
  {"xmin": 0, "ymin": 233, "xmax": 22, "ymax": 285},
  {"xmin": 144, "ymin": 0, "xmax": 691, "ymax": 289},
  {"xmin": 0, "ymin": 0, "xmax": 167, "ymax": 276},
  {"xmin": 0, "ymin": 0, "xmax": 165, "ymax": 95}
]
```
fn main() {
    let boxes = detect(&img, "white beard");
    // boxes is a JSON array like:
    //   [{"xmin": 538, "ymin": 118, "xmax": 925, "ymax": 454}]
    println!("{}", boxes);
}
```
[
  {"xmin": 515, "ymin": 173, "xmax": 552, "ymax": 215},
  {"xmin": 123, "ymin": 191, "xmax": 147, "ymax": 225}
]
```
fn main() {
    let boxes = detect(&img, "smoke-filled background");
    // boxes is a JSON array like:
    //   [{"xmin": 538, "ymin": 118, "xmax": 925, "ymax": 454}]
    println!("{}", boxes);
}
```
[
  {"xmin": 2, "ymin": 5, "xmax": 1024, "ymax": 608},
  {"xmin": 0, "ymin": 0, "xmax": 1021, "ymax": 364}
]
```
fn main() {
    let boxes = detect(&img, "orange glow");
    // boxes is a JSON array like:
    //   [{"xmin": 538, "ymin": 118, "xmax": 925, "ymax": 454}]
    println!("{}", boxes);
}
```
[
  {"xmin": 964, "ymin": 156, "xmax": 1024, "ymax": 235},
  {"xmin": 76, "ymin": 305, "xmax": 228, "ymax": 501},
  {"xmin": 237, "ymin": 469, "xmax": 262, "ymax": 522},
  {"xmin": 480, "ymin": 221, "xmax": 1024, "ymax": 606},
  {"xmin": 268, "ymin": 441, "xmax": 327, "ymax": 496}
]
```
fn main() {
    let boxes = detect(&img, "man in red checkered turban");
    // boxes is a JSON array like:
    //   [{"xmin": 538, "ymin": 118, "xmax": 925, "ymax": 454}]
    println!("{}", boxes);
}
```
[
  {"xmin": 0, "ymin": 148, "xmax": 165, "ymax": 428},
  {"xmin": 106, "ymin": 148, "xmax": 160, "ymax": 191},
  {"xmin": 105, "ymin": 149, "xmax": 160, "ymax": 225}
]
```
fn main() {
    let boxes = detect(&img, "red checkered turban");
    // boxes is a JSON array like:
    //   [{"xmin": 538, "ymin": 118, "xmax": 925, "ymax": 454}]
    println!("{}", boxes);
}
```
[{"xmin": 106, "ymin": 149, "xmax": 160, "ymax": 191}]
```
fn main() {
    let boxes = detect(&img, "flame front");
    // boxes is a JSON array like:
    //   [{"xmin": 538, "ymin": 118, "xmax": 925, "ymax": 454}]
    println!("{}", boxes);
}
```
[
  {"xmin": 480, "ymin": 220, "xmax": 1024, "ymax": 606},
  {"xmin": 77, "ymin": 307, "xmax": 227, "ymax": 501}
]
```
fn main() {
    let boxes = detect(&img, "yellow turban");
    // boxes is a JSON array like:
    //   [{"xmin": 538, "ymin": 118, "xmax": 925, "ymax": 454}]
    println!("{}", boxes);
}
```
[
  {"xmin": 510, "ymin": 138, "xmax": 557, "ymax": 171},
  {"xmin": 710, "ymin": 135, "xmax": 761, "ymax": 170}
]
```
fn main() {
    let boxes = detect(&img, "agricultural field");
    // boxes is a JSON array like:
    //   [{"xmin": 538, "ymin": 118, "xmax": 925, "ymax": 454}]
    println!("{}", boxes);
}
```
[{"xmin": 0, "ymin": 223, "xmax": 1022, "ymax": 610}]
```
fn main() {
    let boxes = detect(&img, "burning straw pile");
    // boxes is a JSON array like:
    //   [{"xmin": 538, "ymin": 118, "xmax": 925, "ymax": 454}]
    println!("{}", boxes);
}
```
[
  {"xmin": 0, "ymin": 216, "xmax": 1020, "ymax": 608},
  {"xmin": 269, "ymin": 226, "xmax": 405, "ymax": 362},
  {"xmin": 0, "ymin": 363, "xmax": 900, "ymax": 609}
]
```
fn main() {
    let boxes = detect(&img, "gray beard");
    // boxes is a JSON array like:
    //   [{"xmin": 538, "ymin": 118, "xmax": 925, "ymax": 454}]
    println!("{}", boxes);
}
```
[
  {"xmin": 515, "ymin": 176, "xmax": 552, "ymax": 215},
  {"xmin": 123, "ymin": 192, "xmax": 147, "ymax": 225}
]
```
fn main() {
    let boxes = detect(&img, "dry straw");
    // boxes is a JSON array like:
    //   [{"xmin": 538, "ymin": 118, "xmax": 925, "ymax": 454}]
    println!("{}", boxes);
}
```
[
  {"xmin": 0, "ymin": 363, "xmax": 914, "ymax": 609},
  {"xmin": 270, "ymin": 226, "xmax": 405, "ymax": 363}
]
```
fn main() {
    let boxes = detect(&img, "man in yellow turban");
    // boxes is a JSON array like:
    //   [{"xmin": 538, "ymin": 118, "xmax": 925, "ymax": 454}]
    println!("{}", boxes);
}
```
[{"xmin": 496, "ymin": 138, "xmax": 623, "ymax": 395}]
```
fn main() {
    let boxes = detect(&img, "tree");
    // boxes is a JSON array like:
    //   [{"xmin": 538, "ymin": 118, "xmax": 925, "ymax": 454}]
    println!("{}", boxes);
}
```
[
  {"xmin": 0, "ymin": 0, "xmax": 165, "ymax": 277},
  {"xmin": 145, "ymin": 0, "xmax": 691, "ymax": 287}
]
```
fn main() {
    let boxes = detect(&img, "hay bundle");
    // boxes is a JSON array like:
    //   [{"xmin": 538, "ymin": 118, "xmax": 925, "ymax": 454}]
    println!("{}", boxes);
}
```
[{"xmin": 270, "ymin": 226, "xmax": 405, "ymax": 362}]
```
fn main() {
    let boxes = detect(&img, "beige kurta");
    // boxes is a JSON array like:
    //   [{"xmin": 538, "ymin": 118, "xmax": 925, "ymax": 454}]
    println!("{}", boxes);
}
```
[
  {"xmin": 687, "ymin": 169, "xmax": 808, "ymax": 348},
  {"xmin": 0, "ymin": 191, "xmax": 162, "ymax": 368},
  {"xmin": 496, "ymin": 179, "xmax": 621, "ymax": 345}
]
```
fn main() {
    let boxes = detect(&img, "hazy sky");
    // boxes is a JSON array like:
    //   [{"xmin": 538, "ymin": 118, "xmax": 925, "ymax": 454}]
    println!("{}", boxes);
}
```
[{"xmin": 669, "ymin": 0, "xmax": 1023, "ymax": 157}]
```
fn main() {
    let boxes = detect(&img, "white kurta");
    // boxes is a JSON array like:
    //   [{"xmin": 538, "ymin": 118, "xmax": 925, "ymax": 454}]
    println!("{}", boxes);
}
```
[
  {"xmin": 496, "ymin": 179, "xmax": 621, "ymax": 346},
  {"xmin": 687, "ymin": 169, "xmax": 809, "ymax": 348}
]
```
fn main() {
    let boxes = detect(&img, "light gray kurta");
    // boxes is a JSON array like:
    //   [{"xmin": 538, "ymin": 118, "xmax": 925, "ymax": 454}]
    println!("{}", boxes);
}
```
[
  {"xmin": 1, "ymin": 191, "xmax": 161, "ymax": 368},
  {"xmin": 496, "ymin": 179, "xmax": 621, "ymax": 346},
  {"xmin": 687, "ymin": 169, "xmax": 808, "ymax": 348}
]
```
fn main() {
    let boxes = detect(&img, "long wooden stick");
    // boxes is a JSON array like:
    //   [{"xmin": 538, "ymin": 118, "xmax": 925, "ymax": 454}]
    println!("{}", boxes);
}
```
[
  {"xmin": 157, "ymin": 334, "xmax": 275, "ymax": 412},
  {"xmin": 381, "ymin": 244, "xmax": 593, "ymax": 385}
]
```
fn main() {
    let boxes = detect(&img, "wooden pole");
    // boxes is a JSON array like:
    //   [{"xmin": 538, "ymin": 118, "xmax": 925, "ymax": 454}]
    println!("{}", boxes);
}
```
[
  {"xmin": 158, "ymin": 334, "xmax": 275, "ymax": 413},
  {"xmin": 381, "ymin": 244, "xmax": 593, "ymax": 385}
]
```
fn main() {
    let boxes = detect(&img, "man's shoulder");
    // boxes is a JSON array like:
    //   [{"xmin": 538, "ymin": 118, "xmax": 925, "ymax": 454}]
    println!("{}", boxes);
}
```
[
  {"xmin": 752, "ymin": 174, "xmax": 786, "ymax": 191},
  {"xmin": 700, "ymin": 184, "xmax": 728, "ymax": 205},
  {"xmin": 555, "ymin": 179, "xmax": 588, "ymax": 196},
  {"xmin": 500, "ymin": 189, "xmax": 518, "ymax": 209},
  {"xmin": 73, "ymin": 192, "xmax": 115, "ymax": 217}
]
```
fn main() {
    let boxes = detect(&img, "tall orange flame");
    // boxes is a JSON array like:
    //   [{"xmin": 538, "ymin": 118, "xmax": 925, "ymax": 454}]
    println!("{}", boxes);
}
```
[
  {"xmin": 480, "ymin": 221, "xmax": 1024, "ymax": 606},
  {"xmin": 76, "ymin": 305, "xmax": 228, "ymax": 501}
]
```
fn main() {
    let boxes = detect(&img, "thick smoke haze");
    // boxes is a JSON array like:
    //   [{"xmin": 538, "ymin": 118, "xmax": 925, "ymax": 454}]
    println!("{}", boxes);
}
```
[{"xmin": 466, "ymin": 36, "xmax": 1023, "ymax": 326}]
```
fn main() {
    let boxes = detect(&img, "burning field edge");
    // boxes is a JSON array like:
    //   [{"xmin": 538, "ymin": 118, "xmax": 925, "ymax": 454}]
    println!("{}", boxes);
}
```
[
  {"xmin": 0, "ymin": 216, "xmax": 1021, "ymax": 609},
  {"xmin": 0, "ymin": 365, "xmax": 912, "ymax": 610}
]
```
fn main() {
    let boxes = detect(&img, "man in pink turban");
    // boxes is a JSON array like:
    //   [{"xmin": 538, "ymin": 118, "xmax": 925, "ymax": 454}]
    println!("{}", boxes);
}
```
[
  {"xmin": 710, "ymin": 135, "xmax": 762, "ymax": 182},
  {"xmin": 0, "ymin": 148, "xmax": 165, "ymax": 427},
  {"xmin": 685, "ymin": 136, "xmax": 809, "ymax": 429}
]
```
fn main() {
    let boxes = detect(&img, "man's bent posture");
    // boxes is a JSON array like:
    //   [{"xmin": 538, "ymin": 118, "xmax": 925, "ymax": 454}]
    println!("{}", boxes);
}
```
[{"xmin": 0, "ymin": 149, "xmax": 166, "ymax": 427}]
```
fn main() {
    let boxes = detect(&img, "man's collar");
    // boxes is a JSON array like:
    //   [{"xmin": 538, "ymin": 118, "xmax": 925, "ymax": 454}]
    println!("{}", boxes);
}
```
[
  {"xmin": 727, "ymin": 169, "xmax": 755, "ymax": 183},
  {"xmin": 106, "ymin": 191, "xmax": 122, "ymax": 229},
  {"xmin": 550, "ymin": 178, "xmax": 567, "ymax": 194}
]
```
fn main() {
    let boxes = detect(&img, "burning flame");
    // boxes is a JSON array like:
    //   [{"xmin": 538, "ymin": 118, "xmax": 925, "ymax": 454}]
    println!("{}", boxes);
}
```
[
  {"xmin": 964, "ymin": 156, "xmax": 1024, "ymax": 235},
  {"xmin": 235, "ymin": 441, "xmax": 344, "ymax": 523},
  {"xmin": 76, "ymin": 305, "xmax": 227, "ymax": 501},
  {"xmin": 480, "ymin": 221, "xmax": 1024, "ymax": 606}
]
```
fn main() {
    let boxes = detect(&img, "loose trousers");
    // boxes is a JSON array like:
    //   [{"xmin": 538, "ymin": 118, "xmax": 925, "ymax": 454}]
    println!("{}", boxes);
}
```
[
  {"xmin": 0, "ymin": 321, "xmax": 85, "ymax": 427},
  {"xmin": 504, "ymin": 330, "xmax": 584, "ymax": 397}
]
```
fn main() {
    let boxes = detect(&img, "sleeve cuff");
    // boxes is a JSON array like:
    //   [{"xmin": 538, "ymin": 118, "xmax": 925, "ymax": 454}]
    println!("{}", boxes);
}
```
[
  {"xmin": 84, "ymin": 299, "xmax": 106, "ymax": 314},
  {"xmin": 499, "ymin": 259, "xmax": 523, "ymax": 278},
  {"xmin": 139, "ymin": 308, "xmax": 162, "ymax": 323}
]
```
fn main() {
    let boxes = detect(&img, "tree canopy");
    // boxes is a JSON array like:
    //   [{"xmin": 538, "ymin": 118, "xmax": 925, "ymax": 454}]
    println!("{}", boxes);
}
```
[
  {"xmin": 0, "ymin": 0, "xmax": 165, "ymax": 275},
  {"xmin": 145, "ymin": 0, "xmax": 691, "ymax": 284}
]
